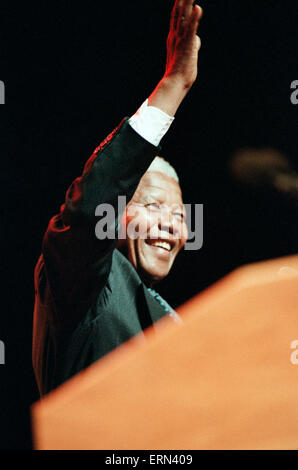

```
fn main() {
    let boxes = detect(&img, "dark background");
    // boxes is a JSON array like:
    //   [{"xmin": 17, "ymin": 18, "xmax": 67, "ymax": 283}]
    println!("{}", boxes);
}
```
[{"xmin": 0, "ymin": 0, "xmax": 297, "ymax": 449}]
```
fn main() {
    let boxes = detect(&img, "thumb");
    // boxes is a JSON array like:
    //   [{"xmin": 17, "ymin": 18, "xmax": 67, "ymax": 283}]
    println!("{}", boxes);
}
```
[{"xmin": 195, "ymin": 35, "xmax": 201, "ymax": 51}]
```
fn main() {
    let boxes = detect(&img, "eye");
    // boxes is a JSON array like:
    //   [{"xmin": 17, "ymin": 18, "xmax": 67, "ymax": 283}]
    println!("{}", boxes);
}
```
[
  {"xmin": 173, "ymin": 211, "xmax": 186, "ymax": 221},
  {"xmin": 146, "ymin": 203, "xmax": 161, "ymax": 211}
]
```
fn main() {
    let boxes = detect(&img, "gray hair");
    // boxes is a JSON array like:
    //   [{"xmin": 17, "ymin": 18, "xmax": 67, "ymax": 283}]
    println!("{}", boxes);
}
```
[{"xmin": 147, "ymin": 156, "xmax": 179, "ymax": 183}]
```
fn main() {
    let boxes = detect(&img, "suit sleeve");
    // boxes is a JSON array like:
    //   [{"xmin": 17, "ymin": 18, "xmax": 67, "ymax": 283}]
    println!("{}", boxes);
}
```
[{"xmin": 40, "ymin": 117, "xmax": 160, "ymax": 327}]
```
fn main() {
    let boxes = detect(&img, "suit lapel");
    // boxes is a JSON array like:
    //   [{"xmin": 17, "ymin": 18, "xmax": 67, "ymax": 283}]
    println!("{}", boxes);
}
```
[
  {"xmin": 116, "ymin": 250, "xmax": 168, "ymax": 327},
  {"xmin": 140, "ymin": 284, "xmax": 168, "ymax": 325}
]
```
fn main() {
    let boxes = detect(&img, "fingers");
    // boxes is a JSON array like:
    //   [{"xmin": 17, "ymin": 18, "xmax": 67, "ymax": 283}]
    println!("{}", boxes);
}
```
[
  {"xmin": 170, "ymin": 0, "xmax": 184, "ymax": 31},
  {"xmin": 171, "ymin": 0, "xmax": 196, "ymax": 31},
  {"xmin": 176, "ymin": 1, "xmax": 203, "ymax": 37},
  {"xmin": 179, "ymin": 0, "xmax": 197, "ymax": 30},
  {"xmin": 185, "ymin": 4, "xmax": 202, "ymax": 40},
  {"xmin": 183, "ymin": 0, "xmax": 196, "ymax": 23},
  {"xmin": 196, "ymin": 4, "xmax": 203, "ymax": 22},
  {"xmin": 169, "ymin": 0, "xmax": 203, "ymax": 51}
]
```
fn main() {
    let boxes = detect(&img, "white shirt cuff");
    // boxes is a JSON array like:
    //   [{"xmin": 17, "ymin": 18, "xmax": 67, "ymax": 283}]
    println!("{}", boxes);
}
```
[{"xmin": 128, "ymin": 99, "xmax": 174, "ymax": 147}]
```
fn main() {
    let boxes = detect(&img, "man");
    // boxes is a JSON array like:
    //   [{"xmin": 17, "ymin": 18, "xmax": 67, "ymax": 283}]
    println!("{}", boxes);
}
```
[{"xmin": 33, "ymin": 0, "xmax": 203, "ymax": 396}]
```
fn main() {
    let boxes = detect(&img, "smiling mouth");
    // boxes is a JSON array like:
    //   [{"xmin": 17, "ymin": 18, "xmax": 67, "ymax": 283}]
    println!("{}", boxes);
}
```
[{"xmin": 145, "ymin": 239, "xmax": 174, "ymax": 252}]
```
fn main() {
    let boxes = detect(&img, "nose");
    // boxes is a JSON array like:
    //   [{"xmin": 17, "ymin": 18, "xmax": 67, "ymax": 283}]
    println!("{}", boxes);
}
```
[{"xmin": 158, "ymin": 207, "xmax": 177, "ymax": 235}]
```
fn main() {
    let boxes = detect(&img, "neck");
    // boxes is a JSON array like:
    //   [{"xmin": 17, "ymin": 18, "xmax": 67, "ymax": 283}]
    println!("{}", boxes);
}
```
[{"xmin": 117, "ymin": 242, "xmax": 157, "ymax": 288}]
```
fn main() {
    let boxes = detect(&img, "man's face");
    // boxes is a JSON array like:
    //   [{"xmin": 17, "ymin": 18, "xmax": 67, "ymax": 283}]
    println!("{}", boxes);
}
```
[{"xmin": 123, "ymin": 171, "xmax": 188, "ymax": 284}]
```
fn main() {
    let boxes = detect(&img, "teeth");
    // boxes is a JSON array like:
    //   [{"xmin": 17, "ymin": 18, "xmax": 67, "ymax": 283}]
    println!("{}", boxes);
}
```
[{"xmin": 151, "ymin": 241, "xmax": 171, "ymax": 251}]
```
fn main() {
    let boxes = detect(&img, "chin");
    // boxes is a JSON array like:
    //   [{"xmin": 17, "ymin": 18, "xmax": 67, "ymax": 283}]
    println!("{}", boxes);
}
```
[
  {"xmin": 127, "ymin": 240, "xmax": 177, "ymax": 285},
  {"xmin": 139, "ymin": 264, "xmax": 170, "ymax": 285}
]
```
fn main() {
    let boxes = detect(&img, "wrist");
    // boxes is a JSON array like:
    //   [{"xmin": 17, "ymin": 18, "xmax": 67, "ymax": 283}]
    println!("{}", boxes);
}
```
[
  {"xmin": 163, "ymin": 73, "xmax": 194, "ymax": 92},
  {"xmin": 148, "ymin": 75, "xmax": 191, "ymax": 117}
]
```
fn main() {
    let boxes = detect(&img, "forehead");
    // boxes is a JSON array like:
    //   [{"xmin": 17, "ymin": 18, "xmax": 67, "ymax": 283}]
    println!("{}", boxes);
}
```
[{"xmin": 134, "ymin": 171, "xmax": 183, "ymax": 204}]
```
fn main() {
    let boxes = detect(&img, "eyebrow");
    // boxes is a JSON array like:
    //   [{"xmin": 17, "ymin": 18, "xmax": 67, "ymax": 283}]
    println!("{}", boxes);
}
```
[
  {"xmin": 144, "ymin": 185, "xmax": 168, "ymax": 191},
  {"xmin": 141, "ymin": 187, "xmax": 184, "ymax": 208},
  {"xmin": 144, "ymin": 184, "xmax": 182, "ymax": 195}
]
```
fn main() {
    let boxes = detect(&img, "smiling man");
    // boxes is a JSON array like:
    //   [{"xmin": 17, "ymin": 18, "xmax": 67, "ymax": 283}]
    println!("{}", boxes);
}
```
[
  {"xmin": 122, "ymin": 158, "xmax": 188, "ymax": 284},
  {"xmin": 33, "ymin": 0, "xmax": 203, "ymax": 395}
]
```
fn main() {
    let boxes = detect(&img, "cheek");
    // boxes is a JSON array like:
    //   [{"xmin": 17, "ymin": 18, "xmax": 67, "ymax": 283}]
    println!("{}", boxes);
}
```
[
  {"xmin": 126, "ymin": 208, "xmax": 158, "ymax": 239},
  {"xmin": 183, "ymin": 222, "xmax": 189, "ymax": 242},
  {"xmin": 178, "ymin": 222, "xmax": 188, "ymax": 248}
]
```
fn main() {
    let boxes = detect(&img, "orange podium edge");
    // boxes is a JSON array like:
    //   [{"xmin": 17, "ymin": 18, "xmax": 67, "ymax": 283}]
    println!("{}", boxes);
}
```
[{"xmin": 32, "ymin": 255, "xmax": 298, "ymax": 450}]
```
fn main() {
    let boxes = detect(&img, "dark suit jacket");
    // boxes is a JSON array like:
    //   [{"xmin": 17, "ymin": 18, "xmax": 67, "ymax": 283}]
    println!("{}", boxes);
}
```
[{"xmin": 33, "ymin": 117, "xmax": 175, "ymax": 396}]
